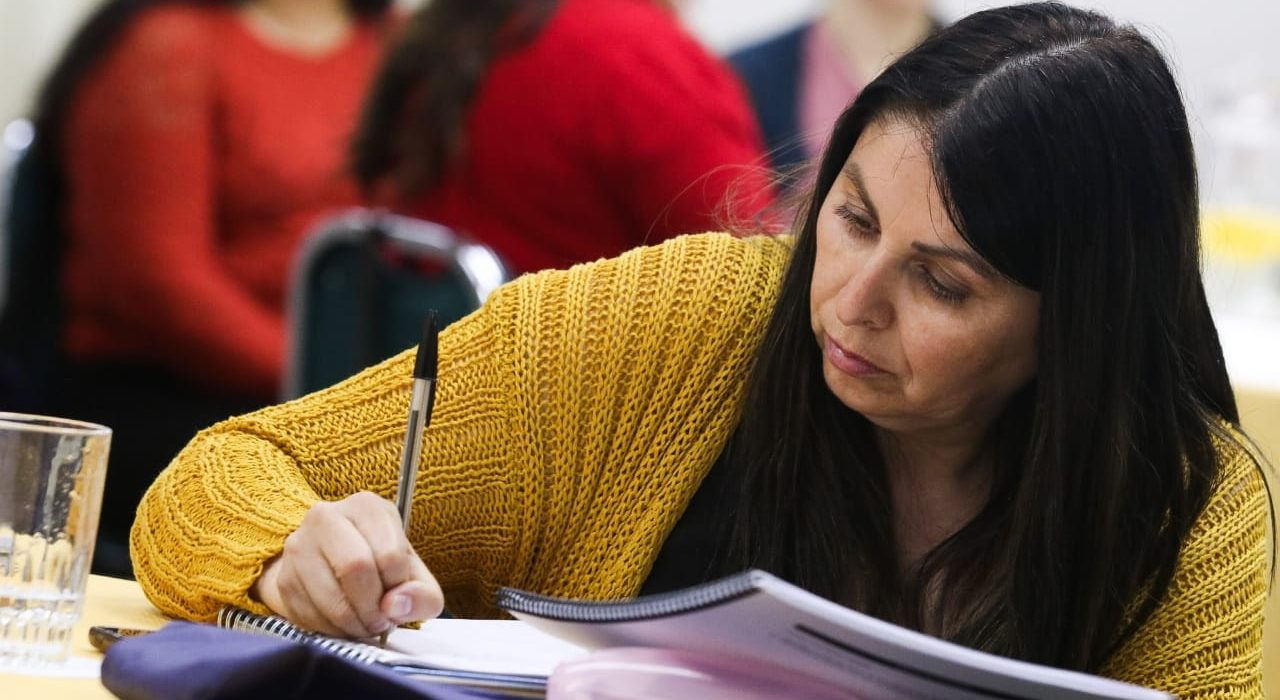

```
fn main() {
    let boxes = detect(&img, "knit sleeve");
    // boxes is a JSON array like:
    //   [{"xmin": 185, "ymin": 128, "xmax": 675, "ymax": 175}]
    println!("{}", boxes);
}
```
[
  {"xmin": 130, "ymin": 280, "xmax": 528, "ymax": 620},
  {"xmin": 489, "ymin": 233, "xmax": 789, "ymax": 603},
  {"xmin": 130, "ymin": 232, "xmax": 790, "ymax": 621},
  {"xmin": 61, "ymin": 7, "xmax": 283, "ymax": 396},
  {"xmin": 1100, "ymin": 434, "xmax": 1269, "ymax": 698}
]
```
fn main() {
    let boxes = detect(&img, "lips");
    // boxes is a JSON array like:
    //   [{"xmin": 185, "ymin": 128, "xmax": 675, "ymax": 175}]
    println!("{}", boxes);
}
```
[{"xmin": 823, "ymin": 335, "xmax": 887, "ymax": 377}]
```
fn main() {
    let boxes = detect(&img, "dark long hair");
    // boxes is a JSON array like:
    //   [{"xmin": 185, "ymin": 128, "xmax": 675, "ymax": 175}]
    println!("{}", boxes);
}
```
[
  {"xmin": 723, "ymin": 2, "xmax": 1254, "ymax": 672},
  {"xmin": 350, "ymin": 0, "xmax": 560, "ymax": 197}
]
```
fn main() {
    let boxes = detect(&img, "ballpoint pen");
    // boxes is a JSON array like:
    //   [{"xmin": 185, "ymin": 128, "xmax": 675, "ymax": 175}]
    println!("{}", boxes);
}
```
[{"xmin": 382, "ymin": 310, "xmax": 439, "ymax": 646}]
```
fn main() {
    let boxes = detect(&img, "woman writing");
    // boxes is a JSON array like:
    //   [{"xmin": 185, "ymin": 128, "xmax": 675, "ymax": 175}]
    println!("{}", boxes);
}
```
[{"xmin": 132, "ymin": 4, "xmax": 1268, "ymax": 696}]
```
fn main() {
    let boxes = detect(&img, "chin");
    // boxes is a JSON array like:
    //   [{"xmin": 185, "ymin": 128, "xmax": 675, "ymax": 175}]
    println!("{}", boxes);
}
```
[{"xmin": 822, "ymin": 363, "xmax": 878, "ymax": 413}]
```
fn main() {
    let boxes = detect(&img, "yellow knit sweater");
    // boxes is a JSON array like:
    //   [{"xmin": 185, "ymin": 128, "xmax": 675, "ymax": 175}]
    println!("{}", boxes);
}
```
[{"xmin": 131, "ymin": 233, "xmax": 1267, "ymax": 698}]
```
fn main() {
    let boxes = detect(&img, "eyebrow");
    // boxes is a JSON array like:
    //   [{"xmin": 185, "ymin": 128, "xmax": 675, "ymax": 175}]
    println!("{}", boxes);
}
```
[
  {"xmin": 841, "ymin": 162, "xmax": 880, "ymax": 224},
  {"xmin": 841, "ymin": 160, "xmax": 998, "ymax": 281},
  {"xmin": 911, "ymin": 242, "xmax": 999, "ymax": 280}
]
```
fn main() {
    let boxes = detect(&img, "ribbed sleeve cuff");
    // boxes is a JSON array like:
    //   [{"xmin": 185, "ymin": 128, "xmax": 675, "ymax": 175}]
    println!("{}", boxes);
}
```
[{"xmin": 130, "ymin": 429, "xmax": 320, "ymax": 621}]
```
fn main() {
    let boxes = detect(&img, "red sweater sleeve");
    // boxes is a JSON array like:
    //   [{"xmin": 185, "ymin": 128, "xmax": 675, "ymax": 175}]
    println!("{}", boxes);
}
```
[
  {"xmin": 62, "ymin": 9, "xmax": 283, "ymax": 397},
  {"xmin": 595, "ymin": 8, "xmax": 776, "ymax": 242}
]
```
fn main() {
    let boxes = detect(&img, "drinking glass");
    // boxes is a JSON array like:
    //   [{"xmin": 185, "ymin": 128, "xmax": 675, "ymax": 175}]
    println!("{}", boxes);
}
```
[{"xmin": 0, "ymin": 412, "xmax": 110, "ymax": 666}]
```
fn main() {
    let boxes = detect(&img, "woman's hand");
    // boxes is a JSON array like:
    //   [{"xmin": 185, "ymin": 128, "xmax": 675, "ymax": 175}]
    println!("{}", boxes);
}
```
[{"xmin": 252, "ymin": 491, "xmax": 444, "ymax": 638}]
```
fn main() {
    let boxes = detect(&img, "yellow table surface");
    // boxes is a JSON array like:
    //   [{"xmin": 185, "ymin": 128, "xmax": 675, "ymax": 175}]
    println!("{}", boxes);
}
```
[{"xmin": 1, "ymin": 575, "xmax": 168, "ymax": 700}]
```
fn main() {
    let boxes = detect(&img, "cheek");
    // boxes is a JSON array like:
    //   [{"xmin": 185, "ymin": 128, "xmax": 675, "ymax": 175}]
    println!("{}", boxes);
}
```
[
  {"xmin": 898, "ymin": 313, "xmax": 1033, "ymax": 397},
  {"xmin": 809, "ymin": 226, "xmax": 846, "ymax": 323},
  {"xmin": 810, "ymin": 263, "xmax": 842, "ymax": 319},
  {"xmin": 899, "ymin": 320, "xmax": 964, "ymax": 384}
]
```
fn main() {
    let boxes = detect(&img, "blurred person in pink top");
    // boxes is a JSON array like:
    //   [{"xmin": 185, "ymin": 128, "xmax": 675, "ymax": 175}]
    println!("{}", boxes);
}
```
[{"xmin": 729, "ymin": 0, "xmax": 938, "ymax": 180}]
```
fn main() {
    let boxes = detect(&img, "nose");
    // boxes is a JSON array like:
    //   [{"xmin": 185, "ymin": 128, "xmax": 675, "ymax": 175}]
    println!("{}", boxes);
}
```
[{"xmin": 834, "ymin": 252, "xmax": 894, "ymax": 330}]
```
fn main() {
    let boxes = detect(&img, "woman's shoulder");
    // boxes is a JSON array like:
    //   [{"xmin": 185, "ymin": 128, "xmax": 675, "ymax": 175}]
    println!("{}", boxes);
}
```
[
  {"xmin": 106, "ymin": 4, "xmax": 227, "ymax": 65},
  {"xmin": 610, "ymin": 230, "xmax": 794, "ymax": 268},
  {"xmin": 1201, "ymin": 422, "xmax": 1271, "ymax": 534},
  {"xmin": 1181, "ymin": 419, "xmax": 1270, "ymax": 561},
  {"xmin": 537, "ymin": 0, "xmax": 731, "ymax": 85},
  {"xmin": 550, "ymin": 0, "xmax": 691, "ymax": 44},
  {"xmin": 120, "ymin": 4, "xmax": 228, "ymax": 43},
  {"xmin": 495, "ymin": 233, "xmax": 793, "ymax": 317},
  {"xmin": 622, "ymin": 232, "xmax": 793, "ymax": 291},
  {"xmin": 68, "ymin": 4, "xmax": 228, "ymax": 125},
  {"xmin": 545, "ymin": 232, "xmax": 790, "ymax": 285},
  {"xmin": 1104, "ymin": 418, "xmax": 1270, "ymax": 693},
  {"xmin": 1210, "ymin": 420, "xmax": 1267, "ymax": 487}
]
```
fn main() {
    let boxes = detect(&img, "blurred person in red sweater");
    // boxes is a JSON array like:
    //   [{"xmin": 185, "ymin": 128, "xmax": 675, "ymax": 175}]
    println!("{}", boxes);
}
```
[
  {"xmin": 351, "ymin": 0, "xmax": 776, "ymax": 275},
  {"xmin": 31, "ymin": 0, "xmax": 393, "ymax": 576}
]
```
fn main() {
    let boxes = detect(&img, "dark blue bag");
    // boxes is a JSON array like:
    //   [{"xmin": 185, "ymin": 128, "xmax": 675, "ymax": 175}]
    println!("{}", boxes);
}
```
[{"xmin": 101, "ymin": 622, "xmax": 520, "ymax": 700}]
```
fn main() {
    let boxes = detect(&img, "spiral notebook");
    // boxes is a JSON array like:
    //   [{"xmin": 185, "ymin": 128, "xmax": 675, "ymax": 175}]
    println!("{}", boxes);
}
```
[
  {"xmin": 215, "ymin": 606, "xmax": 584, "ymax": 696},
  {"xmin": 494, "ymin": 570, "xmax": 1173, "ymax": 700}
]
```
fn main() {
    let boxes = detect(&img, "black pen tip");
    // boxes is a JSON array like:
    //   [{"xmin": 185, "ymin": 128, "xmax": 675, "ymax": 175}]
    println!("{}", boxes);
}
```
[{"xmin": 414, "ymin": 310, "xmax": 439, "ymax": 380}]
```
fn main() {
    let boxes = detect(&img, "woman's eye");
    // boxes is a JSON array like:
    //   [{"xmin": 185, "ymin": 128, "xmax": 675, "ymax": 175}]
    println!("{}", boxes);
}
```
[
  {"xmin": 835, "ymin": 203, "xmax": 875, "ymax": 236},
  {"xmin": 919, "ymin": 266, "xmax": 967, "ymax": 304}
]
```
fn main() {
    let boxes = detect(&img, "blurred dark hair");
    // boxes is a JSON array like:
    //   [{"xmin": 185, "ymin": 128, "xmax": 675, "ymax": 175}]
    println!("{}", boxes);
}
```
[
  {"xmin": 31, "ymin": 0, "xmax": 392, "ymax": 155},
  {"xmin": 722, "ymin": 1, "xmax": 1258, "ymax": 672},
  {"xmin": 350, "ymin": 0, "xmax": 559, "ymax": 197}
]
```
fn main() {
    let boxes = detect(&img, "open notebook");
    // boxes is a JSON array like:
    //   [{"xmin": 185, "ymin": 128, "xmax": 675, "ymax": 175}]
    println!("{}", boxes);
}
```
[
  {"xmin": 216, "ymin": 606, "xmax": 585, "ymax": 695},
  {"xmin": 496, "ymin": 570, "xmax": 1171, "ymax": 700},
  {"xmin": 221, "ymin": 569, "xmax": 1173, "ymax": 699}
]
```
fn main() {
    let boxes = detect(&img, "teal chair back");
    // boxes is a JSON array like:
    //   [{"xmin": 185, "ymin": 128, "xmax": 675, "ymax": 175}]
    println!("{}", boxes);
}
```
[{"xmin": 284, "ymin": 209, "xmax": 509, "ymax": 399}]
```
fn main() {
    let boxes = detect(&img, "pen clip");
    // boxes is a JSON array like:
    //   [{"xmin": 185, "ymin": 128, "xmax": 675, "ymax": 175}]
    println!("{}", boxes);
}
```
[{"xmin": 414, "ymin": 311, "xmax": 439, "ymax": 381}]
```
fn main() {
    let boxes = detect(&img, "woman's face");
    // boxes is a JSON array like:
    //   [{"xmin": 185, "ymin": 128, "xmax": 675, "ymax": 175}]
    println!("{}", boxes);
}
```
[{"xmin": 810, "ymin": 117, "xmax": 1040, "ymax": 439}]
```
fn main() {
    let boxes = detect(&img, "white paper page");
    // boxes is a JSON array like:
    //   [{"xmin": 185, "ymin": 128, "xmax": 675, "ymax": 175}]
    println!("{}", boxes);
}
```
[{"xmin": 387, "ymin": 619, "xmax": 587, "ymax": 677}]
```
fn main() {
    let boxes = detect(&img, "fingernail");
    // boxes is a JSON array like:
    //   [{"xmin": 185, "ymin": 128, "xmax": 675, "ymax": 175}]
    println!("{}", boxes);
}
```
[
  {"xmin": 373, "ymin": 619, "xmax": 393, "ymax": 634},
  {"xmin": 389, "ymin": 594, "xmax": 411, "ymax": 619}
]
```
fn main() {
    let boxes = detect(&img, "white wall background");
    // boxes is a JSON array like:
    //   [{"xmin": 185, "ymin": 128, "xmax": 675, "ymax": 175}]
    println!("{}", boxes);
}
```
[{"xmin": 0, "ymin": 1, "xmax": 101, "ymax": 127}]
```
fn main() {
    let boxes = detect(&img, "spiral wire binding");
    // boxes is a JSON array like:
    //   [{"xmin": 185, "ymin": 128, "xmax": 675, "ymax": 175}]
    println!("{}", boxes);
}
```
[
  {"xmin": 217, "ymin": 605, "xmax": 396, "ymax": 665},
  {"xmin": 495, "ymin": 569, "xmax": 766, "ymax": 622},
  {"xmin": 214, "ymin": 605, "xmax": 551, "ymax": 693}
]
